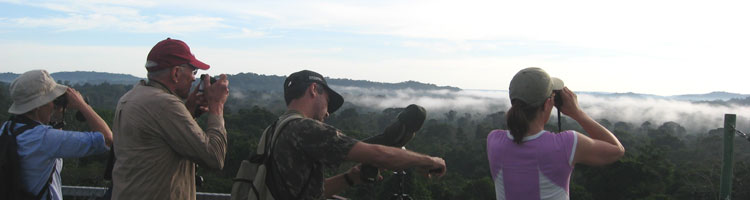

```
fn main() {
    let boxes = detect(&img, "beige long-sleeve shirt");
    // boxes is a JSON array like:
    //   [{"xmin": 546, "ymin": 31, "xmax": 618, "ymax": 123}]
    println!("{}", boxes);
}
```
[{"xmin": 111, "ymin": 80, "xmax": 227, "ymax": 200}]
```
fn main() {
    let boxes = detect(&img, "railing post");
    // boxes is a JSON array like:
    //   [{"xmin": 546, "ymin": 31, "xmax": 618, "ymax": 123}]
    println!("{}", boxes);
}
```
[{"xmin": 720, "ymin": 114, "xmax": 736, "ymax": 200}]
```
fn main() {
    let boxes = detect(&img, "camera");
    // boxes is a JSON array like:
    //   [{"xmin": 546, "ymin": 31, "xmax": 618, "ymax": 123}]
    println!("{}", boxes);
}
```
[
  {"xmin": 193, "ymin": 75, "xmax": 218, "ymax": 117},
  {"xmin": 198, "ymin": 74, "xmax": 217, "ymax": 92}
]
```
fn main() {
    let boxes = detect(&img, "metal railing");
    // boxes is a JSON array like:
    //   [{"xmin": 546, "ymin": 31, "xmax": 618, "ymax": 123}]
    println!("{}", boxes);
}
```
[{"xmin": 62, "ymin": 185, "xmax": 230, "ymax": 200}]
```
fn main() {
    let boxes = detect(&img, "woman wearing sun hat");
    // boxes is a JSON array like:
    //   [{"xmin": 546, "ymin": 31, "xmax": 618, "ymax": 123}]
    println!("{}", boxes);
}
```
[
  {"xmin": 1, "ymin": 70, "xmax": 113, "ymax": 200},
  {"xmin": 486, "ymin": 67, "xmax": 625, "ymax": 200}
]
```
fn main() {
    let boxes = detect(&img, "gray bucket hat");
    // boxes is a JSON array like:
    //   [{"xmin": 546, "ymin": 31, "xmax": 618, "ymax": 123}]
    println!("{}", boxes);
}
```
[
  {"xmin": 509, "ymin": 67, "xmax": 564, "ymax": 106},
  {"xmin": 8, "ymin": 70, "xmax": 68, "ymax": 114}
]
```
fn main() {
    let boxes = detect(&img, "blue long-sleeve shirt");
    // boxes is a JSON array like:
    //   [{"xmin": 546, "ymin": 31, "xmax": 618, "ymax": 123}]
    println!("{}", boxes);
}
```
[{"xmin": 1, "ymin": 121, "xmax": 109, "ymax": 200}]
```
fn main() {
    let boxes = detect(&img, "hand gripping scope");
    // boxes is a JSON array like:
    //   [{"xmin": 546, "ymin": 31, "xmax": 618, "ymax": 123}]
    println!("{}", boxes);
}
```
[{"xmin": 360, "ymin": 104, "xmax": 427, "ymax": 183}]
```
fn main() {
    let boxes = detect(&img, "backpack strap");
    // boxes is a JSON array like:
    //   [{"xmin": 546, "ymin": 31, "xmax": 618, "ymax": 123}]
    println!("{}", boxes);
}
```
[
  {"xmin": 33, "ymin": 161, "xmax": 56, "ymax": 200},
  {"xmin": 7, "ymin": 115, "xmax": 41, "ymax": 137},
  {"xmin": 0, "ymin": 121, "xmax": 24, "ymax": 200},
  {"xmin": 3, "ymin": 115, "xmax": 47, "ymax": 199}
]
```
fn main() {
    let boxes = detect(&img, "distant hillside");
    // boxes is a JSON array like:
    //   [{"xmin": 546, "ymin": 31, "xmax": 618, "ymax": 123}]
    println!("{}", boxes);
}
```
[
  {"xmin": 225, "ymin": 72, "xmax": 460, "ymax": 92},
  {"xmin": 0, "ymin": 73, "xmax": 21, "ymax": 83},
  {"xmin": 582, "ymin": 92, "xmax": 665, "ymax": 99},
  {"xmin": 2, "ymin": 71, "xmax": 747, "ymax": 101},
  {"xmin": 329, "ymin": 79, "xmax": 460, "ymax": 91},
  {"xmin": 1, "ymin": 71, "xmax": 458, "ymax": 92},
  {"xmin": 670, "ymin": 91, "xmax": 749, "ymax": 101},
  {"xmin": 0, "ymin": 71, "xmax": 142, "ymax": 85},
  {"xmin": 224, "ymin": 72, "xmax": 286, "ymax": 92},
  {"xmin": 51, "ymin": 71, "xmax": 142, "ymax": 85},
  {"xmin": 726, "ymin": 96, "xmax": 750, "ymax": 106},
  {"xmin": 580, "ymin": 91, "xmax": 750, "ymax": 102}
]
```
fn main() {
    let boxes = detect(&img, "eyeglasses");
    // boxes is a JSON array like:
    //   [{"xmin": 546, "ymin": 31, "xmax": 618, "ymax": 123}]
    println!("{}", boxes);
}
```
[{"xmin": 180, "ymin": 64, "xmax": 198, "ymax": 75}]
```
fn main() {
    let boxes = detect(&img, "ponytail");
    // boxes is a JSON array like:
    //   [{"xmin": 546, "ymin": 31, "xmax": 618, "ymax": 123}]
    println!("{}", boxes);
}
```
[{"xmin": 506, "ymin": 100, "xmax": 542, "ymax": 144}]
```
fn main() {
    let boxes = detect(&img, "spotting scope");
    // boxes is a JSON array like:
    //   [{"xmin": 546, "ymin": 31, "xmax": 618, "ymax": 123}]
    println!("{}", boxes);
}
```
[{"xmin": 360, "ymin": 104, "xmax": 426, "ymax": 183}]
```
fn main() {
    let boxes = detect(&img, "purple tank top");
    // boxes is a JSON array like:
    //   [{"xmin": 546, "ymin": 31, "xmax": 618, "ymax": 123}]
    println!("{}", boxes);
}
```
[{"xmin": 486, "ymin": 130, "xmax": 578, "ymax": 200}]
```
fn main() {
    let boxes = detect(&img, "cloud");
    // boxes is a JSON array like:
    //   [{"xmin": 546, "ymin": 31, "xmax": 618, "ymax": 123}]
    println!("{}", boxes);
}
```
[
  {"xmin": 199, "ymin": 1, "xmax": 749, "ymax": 44},
  {"xmin": 7, "ymin": 0, "xmax": 750, "ymax": 54},
  {"xmin": 150, "ymin": 1, "xmax": 750, "ymax": 94},
  {"xmin": 223, "ymin": 28, "xmax": 267, "ymax": 39},
  {"xmin": 578, "ymin": 94, "xmax": 750, "ymax": 133},
  {"xmin": 334, "ymin": 86, "xmax": 750, "ymax": 133},
  {"xmin": 15, "ymin": 0, "xmax": 157, "ymax": 13},
  {"xmin": 401, "ymin": 40, "xmax": 499, "ymax": 53},
  {"xmin": 230, "ymin": 90, "xmax": 246, "ymax": 99},
  {"xmin": 4, "ymin": 0, "xmax": 750, "ymax": 97},
  {"xmin": 10, "ymin": 13, "xmax": 226, "ymax": 33},
  {"xmin": 186, "ymin": 0, "xmax": 750, "ymax": 69},
  {"xmin": 335, "ymin": 86, "xmax": 509, "ymax": 119},
  {"xmin": 3, "ymin": 0, "xmax": 227, "ymax": 33},
  {"xmin": 143, "ymin": 15, "xmax": 227, "ymax": 33}
]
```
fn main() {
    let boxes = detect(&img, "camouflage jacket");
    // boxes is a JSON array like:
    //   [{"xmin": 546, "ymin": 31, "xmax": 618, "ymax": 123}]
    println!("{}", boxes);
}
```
[{"xmin": 268, "ymin": 110, "xmax": 358, "ymax": 200}]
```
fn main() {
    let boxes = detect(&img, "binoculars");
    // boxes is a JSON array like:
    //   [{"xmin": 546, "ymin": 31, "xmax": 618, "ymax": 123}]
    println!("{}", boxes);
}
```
[
  {"xmin": 53, "ymin": 93, "xmax": 68, "ymax": 108},
  {"xmin": 553, "ymin": 90, "xmax": 563, "ymax": 132},
  {"xmin": 51, "ymin": 93, "xmax": 88, "ymax": 128}
]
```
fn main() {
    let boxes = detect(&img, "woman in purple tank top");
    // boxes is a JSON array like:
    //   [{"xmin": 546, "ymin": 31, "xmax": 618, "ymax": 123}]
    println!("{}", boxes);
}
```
[{"xmin": 486, "ymin": 67, "xmax": 626, "ymax": 200}]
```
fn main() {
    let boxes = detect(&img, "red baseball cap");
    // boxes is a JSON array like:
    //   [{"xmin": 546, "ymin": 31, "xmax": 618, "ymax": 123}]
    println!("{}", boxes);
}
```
[{"xmin": 145, "ymin": 38, "xmax": 210, "ymax": 72}]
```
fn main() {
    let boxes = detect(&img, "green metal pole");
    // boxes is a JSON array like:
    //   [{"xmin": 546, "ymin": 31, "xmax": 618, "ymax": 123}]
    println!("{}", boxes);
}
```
[{"xmin": 720, "ymin": 114, "xmax": 736, "ymax": 200}]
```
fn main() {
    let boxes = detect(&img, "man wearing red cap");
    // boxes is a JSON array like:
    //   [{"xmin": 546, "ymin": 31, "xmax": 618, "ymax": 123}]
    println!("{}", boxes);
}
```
[{"xmin": 111, "ymin": 38, "xmax": 230, "ymax": 200}]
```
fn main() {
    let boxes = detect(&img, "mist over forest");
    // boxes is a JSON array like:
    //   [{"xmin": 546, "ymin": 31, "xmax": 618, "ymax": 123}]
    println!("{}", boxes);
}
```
[
  {"xmin": 2, "ymin": 71, "xmax": 750, "ymax": 199},
  {"xmin": 326, "ymin": 86, "xmax": 750, "ymax": 134}
]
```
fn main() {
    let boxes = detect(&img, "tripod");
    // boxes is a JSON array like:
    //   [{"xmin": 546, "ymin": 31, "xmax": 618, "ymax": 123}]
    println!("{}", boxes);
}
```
[{"xmin": 390, "ymin": 169, "xmax": 413, "ymax": 200}]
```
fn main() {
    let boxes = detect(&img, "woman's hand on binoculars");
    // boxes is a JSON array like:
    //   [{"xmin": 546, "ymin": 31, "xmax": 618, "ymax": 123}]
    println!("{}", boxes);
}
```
[{"xmin": 558, "ymin": 87, "xmax": 584, "ymax": 118}]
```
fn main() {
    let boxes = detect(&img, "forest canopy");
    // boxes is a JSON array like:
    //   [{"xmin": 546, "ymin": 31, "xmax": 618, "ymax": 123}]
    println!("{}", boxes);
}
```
[{"xmin": 1, "ymin": 73, "xmax": 749, "ymax": 200}]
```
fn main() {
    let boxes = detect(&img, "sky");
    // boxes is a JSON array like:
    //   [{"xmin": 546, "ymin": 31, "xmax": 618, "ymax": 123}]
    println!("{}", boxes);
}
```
[{"xmin": 1, "ymin": 0, "xmax": 750, "ymax": 96}]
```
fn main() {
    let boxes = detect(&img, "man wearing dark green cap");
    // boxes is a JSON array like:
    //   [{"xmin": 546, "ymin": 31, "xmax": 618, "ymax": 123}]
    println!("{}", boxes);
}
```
[{"xmin": 256, "ymin": 70, "xmax": 447, "ymax": 200}]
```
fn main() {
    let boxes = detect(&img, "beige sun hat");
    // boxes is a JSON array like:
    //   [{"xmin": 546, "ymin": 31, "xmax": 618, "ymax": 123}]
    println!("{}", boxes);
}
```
[{"xmin": 8, "ymin": 70, "xmax": 68, "ymax": 114}]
